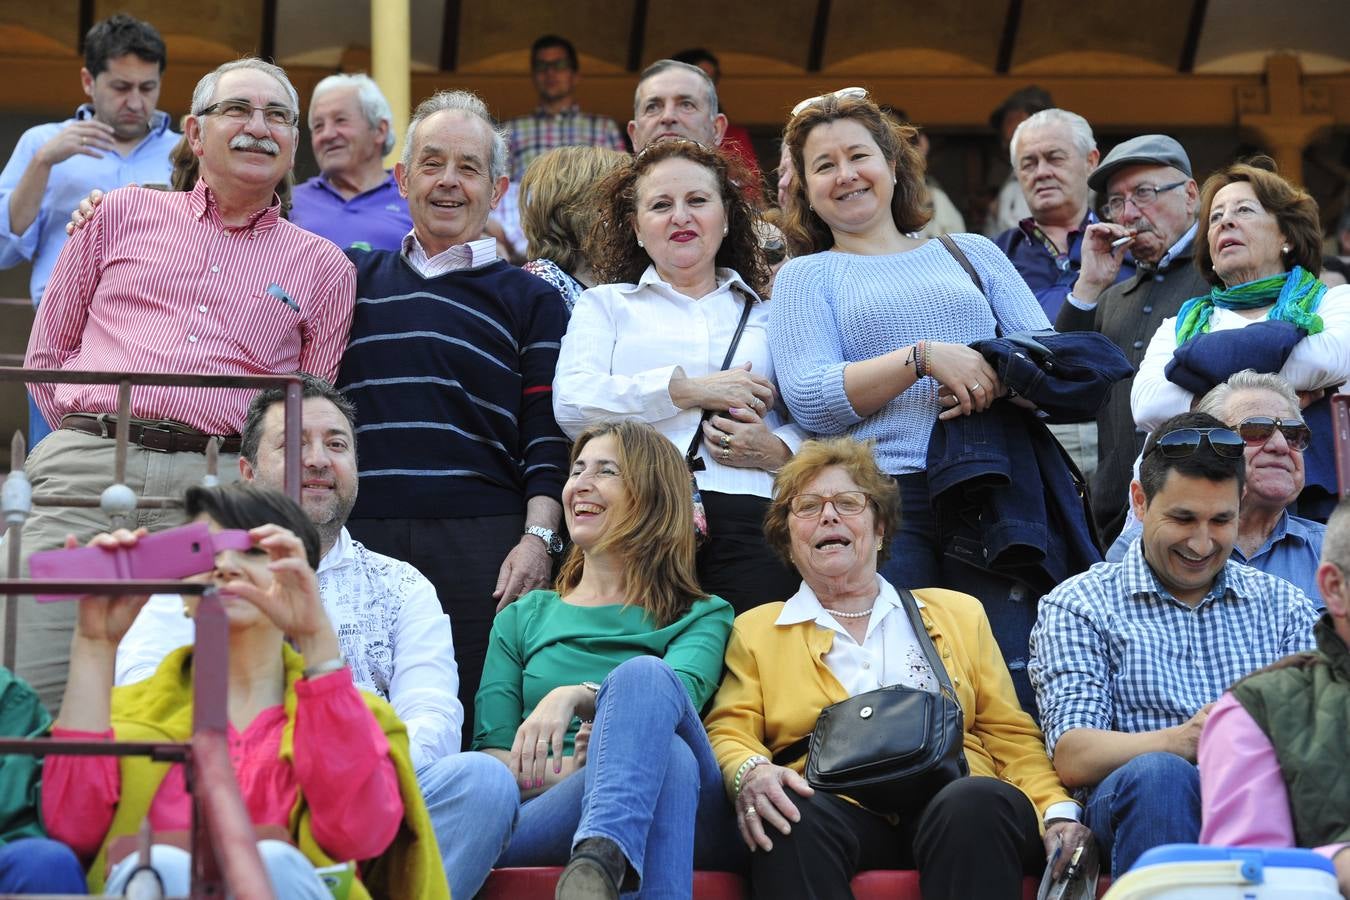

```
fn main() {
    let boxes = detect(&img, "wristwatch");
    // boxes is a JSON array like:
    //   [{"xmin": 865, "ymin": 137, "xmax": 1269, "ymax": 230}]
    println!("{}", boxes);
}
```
[{"xmin": 525, "ymin": 525, "xmax": 565, "ymax": 556}]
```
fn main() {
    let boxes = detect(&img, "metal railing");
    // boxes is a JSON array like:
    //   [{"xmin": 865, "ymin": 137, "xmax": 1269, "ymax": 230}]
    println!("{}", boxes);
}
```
[{"xmin": 0, "ymin": 368, "xmax": 304, "ymax": 899}]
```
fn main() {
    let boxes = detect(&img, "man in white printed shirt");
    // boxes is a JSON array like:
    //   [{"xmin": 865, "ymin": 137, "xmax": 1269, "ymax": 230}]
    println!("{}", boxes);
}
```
[{"xmin": 115, "ymin": 374, "xmax": 518, "ymax": 900}]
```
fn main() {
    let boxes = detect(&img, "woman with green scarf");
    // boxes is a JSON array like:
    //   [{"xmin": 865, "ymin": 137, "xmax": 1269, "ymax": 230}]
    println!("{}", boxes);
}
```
[{"xmin": 1131, "ymin": 156, "xmax": 1350, "ymax": 433}]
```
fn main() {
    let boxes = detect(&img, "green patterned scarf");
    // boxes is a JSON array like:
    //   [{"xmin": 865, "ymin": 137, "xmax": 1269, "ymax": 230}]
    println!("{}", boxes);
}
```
[{"xmin": 1175, "ymin": 266, "xmax": 1326, "ymax": 344}]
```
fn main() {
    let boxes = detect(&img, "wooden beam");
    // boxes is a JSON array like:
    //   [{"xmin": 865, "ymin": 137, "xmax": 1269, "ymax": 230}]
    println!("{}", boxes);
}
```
[
  {"xmin": 1178, "ymin": 0, "xmax": 1208, "ymax": 73},
  {"xmin": 77, "ymin": 0, "xmax": 95, "ymax": 55},
  {"xmin": 995, "ymin": 0, "xmax": 1023, "ymax": 74},
  {"xmin": 260, "ymin": 0, "xmax": 277, "ymax": 61},
  {"xmin": 439, "ymin": 0, "xmax": 461, "ymax": 72},
  {"xmin": 627, "ymin": 0, "xmax": 649, "ymax": 72},
  {"xmin": 806, "ymin": 0, "xmax": 831, "ymax": 73}
]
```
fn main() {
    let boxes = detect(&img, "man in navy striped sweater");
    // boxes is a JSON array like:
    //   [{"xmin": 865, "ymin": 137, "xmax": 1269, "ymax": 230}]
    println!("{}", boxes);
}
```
[{"xmin": 337, "ymin": 90, "xmax": 569, "ymax": 747}]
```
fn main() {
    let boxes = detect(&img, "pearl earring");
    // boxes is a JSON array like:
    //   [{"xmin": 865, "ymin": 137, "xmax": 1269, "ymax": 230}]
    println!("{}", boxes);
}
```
[
  {"xmin": 723, "ymin": 224, "xmax": 729, "ymax": 236},
  {"xmin": 1282, "ymin": 244, "xmax": 1291, "ymax": 256},
  {"xmin": 637, "ymin": 239, "xmax": 644, "ymax": 249}
]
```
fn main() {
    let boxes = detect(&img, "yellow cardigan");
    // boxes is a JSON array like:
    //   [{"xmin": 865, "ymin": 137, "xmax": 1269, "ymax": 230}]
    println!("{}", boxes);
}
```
[{"xmin": 703, "ymin": 587, "xmax": 1074, "ymax": 818}]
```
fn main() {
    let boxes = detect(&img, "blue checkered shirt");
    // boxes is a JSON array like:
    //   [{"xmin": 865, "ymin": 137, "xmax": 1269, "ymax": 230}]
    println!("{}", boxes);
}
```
[
  {"xmin": 504, "ymin": 105, "xmax": 626, "ymax": 182},
  {"xmin": 1029, "ymin": 540, "xmax": 1317, "ymax": 755}
]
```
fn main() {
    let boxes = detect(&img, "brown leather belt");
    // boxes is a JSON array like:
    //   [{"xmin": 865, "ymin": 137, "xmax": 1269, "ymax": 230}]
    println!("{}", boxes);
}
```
[{"xmin": 61, "ymin": 414, "xmax": 242, "ymax": 454}]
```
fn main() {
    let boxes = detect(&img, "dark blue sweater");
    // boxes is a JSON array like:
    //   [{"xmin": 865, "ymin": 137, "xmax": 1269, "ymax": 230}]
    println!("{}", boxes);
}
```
[{"xmin": 337, "ymin": 250, "xmax": 569, "ymax": 518}]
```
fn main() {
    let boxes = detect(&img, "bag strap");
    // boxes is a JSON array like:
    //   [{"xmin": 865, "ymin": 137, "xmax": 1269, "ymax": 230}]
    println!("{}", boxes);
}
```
[
  {"xmin": 770, "ymin": 588, "xmax": 953, "ymax": 768},
  {"xmin": 685, "ymin": 288, "xmax": 756, "ymax": 471},
  {"xmin": 936, "ymin": 234, "xmax": 1003, "ymax": 339}
]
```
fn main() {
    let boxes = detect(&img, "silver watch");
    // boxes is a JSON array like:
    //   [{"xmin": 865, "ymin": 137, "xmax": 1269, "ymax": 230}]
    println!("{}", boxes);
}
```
[{"xmin": 525, "ymin": 525, "xmax": 565, "ymax": 556}]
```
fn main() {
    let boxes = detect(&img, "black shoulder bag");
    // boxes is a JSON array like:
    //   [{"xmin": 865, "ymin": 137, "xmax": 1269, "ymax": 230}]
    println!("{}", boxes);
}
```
[
  {"xmin": 683, "ymin": 290, "xmax": 754, "ymax": 544},
  {"xmin": 772, "ymin": 589, "xmax": 968, "ymax": 815}
]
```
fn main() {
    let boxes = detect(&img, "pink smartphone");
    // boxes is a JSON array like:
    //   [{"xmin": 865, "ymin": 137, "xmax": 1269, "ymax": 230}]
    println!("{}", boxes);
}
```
[{"xmin": 29, "ymin": 522, "xmax": 253, "ymax": 602}]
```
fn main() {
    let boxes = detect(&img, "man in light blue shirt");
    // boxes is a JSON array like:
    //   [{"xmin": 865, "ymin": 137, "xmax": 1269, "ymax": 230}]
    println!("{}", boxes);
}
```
[
  {"xmin": 1107, "ymin": 370, "xmax": 1325, "ymax": 608},
  {"xmin": 0, "ymin": 13, "xmax": 178, "ymax": 444}
]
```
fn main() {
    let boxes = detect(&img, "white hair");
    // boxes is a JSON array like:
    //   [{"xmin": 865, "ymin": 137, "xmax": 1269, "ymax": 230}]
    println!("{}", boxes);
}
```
[
  {"xmin": 310, "ymin": 73, "xmax": 397, "ymax": 155},
  {"xmin": 1198, "ymin": 369, "xmax": 1301, "ymax": 420},
  {"xmin": 1009, "ymin": 108, "xmax": 1095, "ymax": 162},
  {"xmin": 401, "ymin": 90, "xmax": 508, "ymax": 182},
  {"xmin": 191, "ymin": 58, "xmax": 300, "ymax": 121}
]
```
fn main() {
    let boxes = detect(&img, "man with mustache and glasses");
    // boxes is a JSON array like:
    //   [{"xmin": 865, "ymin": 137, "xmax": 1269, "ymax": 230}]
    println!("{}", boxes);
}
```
[
  {"xmin": 1107, "ymin": 370, "xmax": 1325, "ymax": 607},
  {"xmin": 1056, "ymin": 135, "xmax": 1208, "ymax": 546},
  {"xmin": 1030, "ymin": 410, "xmax": 1318, "ymax": 878},
  {"xmin": 13, "ymin": 58, "xmax": 354, "ymax": 709},
  {"xmin": 113, "ymin": 374, "xmax": 515, "ymax": 900},
  {"xmin": 0, "ymin": 14, "xmax": 180, "ymax": 449}
]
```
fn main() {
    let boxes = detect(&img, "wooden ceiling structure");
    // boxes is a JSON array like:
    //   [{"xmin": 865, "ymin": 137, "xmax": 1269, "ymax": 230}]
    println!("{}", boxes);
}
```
[{"xmin": 2, "ymin": 0, "xmax": 1348, "ymax": 185}]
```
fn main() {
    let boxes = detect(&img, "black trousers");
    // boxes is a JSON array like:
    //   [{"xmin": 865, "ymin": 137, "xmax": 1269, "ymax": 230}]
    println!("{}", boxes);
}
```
[
  {"xmin": 749, "ymin": 777, "xmax": 1045, "ymax": 900},
  {"xmin": 696, "ymin": 491, "xmax": 801, "ymax": 615},
  {"xmin": 346, "ymin": 513, "xmax": 524, "ymax": 751}
]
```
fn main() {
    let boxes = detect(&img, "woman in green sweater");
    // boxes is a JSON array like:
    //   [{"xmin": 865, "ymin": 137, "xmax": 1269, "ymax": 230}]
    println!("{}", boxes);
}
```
[{"xmin": 469, "ymin": 420, "xmax": 735, "ymax": 899}]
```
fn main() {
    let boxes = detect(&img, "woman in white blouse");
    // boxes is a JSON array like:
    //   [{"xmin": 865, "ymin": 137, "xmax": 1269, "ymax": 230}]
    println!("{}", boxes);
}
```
[{"xmin": 553, "ymin": 139, "xmax": 804, "ymax": 613}]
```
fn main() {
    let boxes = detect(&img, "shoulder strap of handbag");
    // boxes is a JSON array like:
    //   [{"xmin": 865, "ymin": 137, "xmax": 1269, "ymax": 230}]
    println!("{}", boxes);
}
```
[
  {"xmin": 770, "ymin": 588, "xmax": 954, "ymax": 767},
  {"xmin": 685, "ymin": 288, "xmax": 755, "ymax": 471},
  {"xmin": 936, "ymin": 234, "xmax": 1003, "ymax": 338}
]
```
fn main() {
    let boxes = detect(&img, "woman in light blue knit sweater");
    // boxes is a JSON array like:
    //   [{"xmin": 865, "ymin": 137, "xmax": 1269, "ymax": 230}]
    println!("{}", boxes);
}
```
[{"xmin": 769, "ymin": 90, "xmax": 1051, "ymax": 710}]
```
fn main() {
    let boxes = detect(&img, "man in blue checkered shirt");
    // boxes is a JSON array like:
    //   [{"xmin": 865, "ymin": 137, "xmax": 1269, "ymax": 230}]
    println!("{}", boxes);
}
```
[{"xmin": 1029, "ymin": 410, "xmax": 1318, "ymax": 878}]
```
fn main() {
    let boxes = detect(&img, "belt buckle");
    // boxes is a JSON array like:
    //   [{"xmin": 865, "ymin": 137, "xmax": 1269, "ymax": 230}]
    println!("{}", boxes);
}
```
[
  {"xmin": 138, "ymin": 420, "xmax": 180, "ymax": 453},
  {"xmin": 92, "ymin": 413, "xmax": 116, "ymax": 439}
]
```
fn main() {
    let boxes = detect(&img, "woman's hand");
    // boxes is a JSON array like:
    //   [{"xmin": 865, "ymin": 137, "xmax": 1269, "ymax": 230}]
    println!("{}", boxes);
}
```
[
  {"xmin": 65, "ymin": 188, "xmax": 107, "ymax": 236},
  {"xmin": 573, "ymin": 721, "xmax": 593, "ymax": 769},
  {"xmin": 927, "ymin": 342, "xmax": 1002, "ymax": 420},
  {"xmin": 1043, "ymin": 820, "xmax": 1097, "ymax": 880},
  {"xmin": 735, "ymin": 763, "xmax": 814, "ymax": 852},
  {"xmin": 703, "ymin": 407, "xmax": 791, "ymax": 471},
  {"xmin": 69, "ymin": 530, "xmax": 151, "ymax": 648},
  {"xmin": 670, "ymin": 363, "xmax": 777, "ymax": 414},
  {"xmin": 509, "ymin": 684, "xmax": 588, "ymax": 790}
]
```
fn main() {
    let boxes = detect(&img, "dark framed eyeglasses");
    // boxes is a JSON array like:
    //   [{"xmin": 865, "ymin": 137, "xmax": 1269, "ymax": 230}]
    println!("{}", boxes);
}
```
[
  {"xmin": 1236, "ymin": 416, "xmax": 1312, "ymax": 451},
  {"xmin": 198, "ymin": 100, "xmax": 298, "ymax": 129},
  {"xmin": 789, "ymin": 491, "xmax": 871, "ymax": 518},
  {"xmin": 1146, "ymin": 427, "xmax": 1246, "ymax": 460},
  {"xmin": 1099, "ymin": 180, "xmax": 1188, "ymax": 222}
]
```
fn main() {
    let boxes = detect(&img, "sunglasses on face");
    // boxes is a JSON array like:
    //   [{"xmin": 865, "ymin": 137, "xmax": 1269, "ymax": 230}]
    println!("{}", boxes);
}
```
[
  {"xmin": 1146, "ymin": 427, "xmax": 1246, "ymax": 460},
  {"xmin": 1235, "ymin": 416, "xmax": 1312, "ymax": 451}
]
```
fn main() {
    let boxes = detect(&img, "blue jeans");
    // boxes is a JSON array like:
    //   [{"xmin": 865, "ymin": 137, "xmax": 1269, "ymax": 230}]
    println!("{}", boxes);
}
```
[
  {"xmin": 104, "ymin": 840, "xmax": 329, "ymax": 898},
  {"xmin": 418, "ymin": 750, "xmax": 519, "ymax": 899},
  {"xmin": 493, "ymin": 656, "xmax": 742, "ymax": 898},
  {"xmin": 883, "ymin": 472, "xmax": 1040, "ymax": 719},
  {"xmin": 0, "ymin": 837, "xmax": 86, "ymax": 893},
  {"xmin": 1085, "ymin": 752, "xmax": 1201, "ymax": 877}
]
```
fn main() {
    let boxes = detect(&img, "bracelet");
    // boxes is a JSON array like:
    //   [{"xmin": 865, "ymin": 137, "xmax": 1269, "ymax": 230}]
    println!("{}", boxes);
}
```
[
  {"xmin": 303, "ymin": 657, "xmax": 346, "ymax": 680},
  {"xmin": 734, "ymin": 754, "xmax": 771, "ymax": 796},
  {"xmin": 914, "ymin": 341, "xmax": 927, "ymax": 379},
  {"xmin": 923, "ymin": 341, "xmax": 934, "ymax": 379}
]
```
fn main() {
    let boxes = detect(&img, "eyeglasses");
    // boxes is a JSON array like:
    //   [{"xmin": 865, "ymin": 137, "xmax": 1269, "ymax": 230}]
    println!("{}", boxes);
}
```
[
  {"xmin": 532, "ymin": 58, "xmax": 573, "ymax": 73},
  {"xmin": 1146, "ymin": 427, "xmax": 1246, "ymax": 460},
  {"xmin": 791, "ymin": 87, "xmax": 869, "ymax": 118},
  {"xmin": 1099, "ymin": 180, "xmax": 1187, "ymax": 222},
  {"xmin": 1236, "ymin": 416, "xmax": 1312, "ymax": 451},
  {"xmin": 198, "ymin": 100, "xmax": 298, "ymax": 129},
  {"xmin": 789, "ymin": 491, "xmax": 871, "ymax": 518}
]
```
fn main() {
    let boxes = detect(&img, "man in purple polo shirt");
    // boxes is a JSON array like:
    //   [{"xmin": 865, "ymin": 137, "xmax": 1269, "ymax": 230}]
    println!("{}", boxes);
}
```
[{"xmin": 290, "ymin": 73, "xmax": 412, "ymax": 251}]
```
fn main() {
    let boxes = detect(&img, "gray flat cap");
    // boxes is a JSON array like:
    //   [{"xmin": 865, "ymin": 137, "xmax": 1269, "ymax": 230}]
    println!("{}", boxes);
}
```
[{"xmin": 1088, "ymin": 134, "xmax": 1192, "ymax": 193}]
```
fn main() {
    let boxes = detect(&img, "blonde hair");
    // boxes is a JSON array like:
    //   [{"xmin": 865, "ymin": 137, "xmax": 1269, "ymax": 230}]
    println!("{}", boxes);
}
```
[
  {"xmin": 520, "ymin": 146, "xmax": 627, "ymax": 275},
  {"xmin": 555, "ymin": 421, "xmax": 707, "ymax": 626}
]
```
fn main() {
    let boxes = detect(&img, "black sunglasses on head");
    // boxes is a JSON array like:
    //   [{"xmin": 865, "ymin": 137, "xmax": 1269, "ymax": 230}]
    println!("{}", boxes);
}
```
[
  {"xmin": 1236, "ymin": 416, "xmax": 1312, "ymax": 451},
  {"xmin": 1146, "ymin": 427, "xmax": 1246, "ymax": 460}
]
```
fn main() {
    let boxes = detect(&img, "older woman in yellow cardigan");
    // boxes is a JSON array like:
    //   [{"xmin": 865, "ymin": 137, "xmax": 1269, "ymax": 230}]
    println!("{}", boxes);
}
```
[{"xmin": 703, "ymin": 438, "xmax": 1093, "ymax": 899}]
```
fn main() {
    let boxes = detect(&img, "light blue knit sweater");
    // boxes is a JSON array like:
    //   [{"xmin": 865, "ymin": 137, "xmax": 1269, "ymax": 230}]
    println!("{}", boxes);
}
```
[{"xmin": 769, "ymin": 233, "xmax": 1050, "ymax": 475}]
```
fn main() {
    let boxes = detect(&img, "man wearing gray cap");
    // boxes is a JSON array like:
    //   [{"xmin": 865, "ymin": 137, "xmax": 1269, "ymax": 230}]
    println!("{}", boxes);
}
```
[{"xmin": 1056, "ymin": 134, "xmax": 1208, "ymax": 544}]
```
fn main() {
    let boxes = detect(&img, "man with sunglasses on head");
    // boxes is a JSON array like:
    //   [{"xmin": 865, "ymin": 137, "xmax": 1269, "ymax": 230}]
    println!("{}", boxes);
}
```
[
  {"xmin": 15, "ymin": 57, "xmax": 355, "ymax": 708},
  {"xmin": 1056, "ymin": 135, "xmax": 1208, "ymax": 546},
  {"xmin": 1106, "ymin": 371, "xmax": 1325, "ymax": 607},
  {"xmin": 1029, "ymin": 410, "xmax": 1318, "ymax": 879}
]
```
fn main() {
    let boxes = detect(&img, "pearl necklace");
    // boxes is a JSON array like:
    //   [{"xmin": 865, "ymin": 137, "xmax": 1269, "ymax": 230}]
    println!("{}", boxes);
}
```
[{"xmin": 826, "ymin": 605, "xmax": 874, "ymax": 619}]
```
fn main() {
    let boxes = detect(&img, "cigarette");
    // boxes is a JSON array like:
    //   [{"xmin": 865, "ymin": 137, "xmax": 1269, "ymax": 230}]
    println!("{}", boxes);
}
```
[{"xmin": 1110, "ymin": 234, "xmax": 1135, "ymax": 249}]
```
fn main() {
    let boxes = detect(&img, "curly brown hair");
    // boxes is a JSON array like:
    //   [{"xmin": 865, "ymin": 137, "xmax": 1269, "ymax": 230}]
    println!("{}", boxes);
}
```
[
  {"xmin": 584, "ymin": 139, "xmax": 771, "ymax": 295},
  {"xmin": 781, "ymin": 92, "xmax": 928, "ymax": 257},
  {"xmin": 1195, "ymin": 155, "xmax": 1322, "ymax": 287}
]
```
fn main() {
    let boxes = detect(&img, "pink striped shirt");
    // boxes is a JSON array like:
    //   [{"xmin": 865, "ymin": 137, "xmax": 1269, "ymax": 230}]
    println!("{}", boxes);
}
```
[{"xmin": 25, "ymin": 180, "xmax": 355, "ymax": 434}]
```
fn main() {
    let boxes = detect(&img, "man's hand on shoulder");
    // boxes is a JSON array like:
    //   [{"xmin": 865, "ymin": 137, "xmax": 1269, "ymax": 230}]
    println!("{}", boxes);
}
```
[{"xmin": 493, "ymin": 534, "xmax": 552, "ymax": 612}]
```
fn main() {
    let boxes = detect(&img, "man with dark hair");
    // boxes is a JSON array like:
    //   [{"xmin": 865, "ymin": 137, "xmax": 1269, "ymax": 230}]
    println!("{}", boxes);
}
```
[
  {"xmin": 116, "ymin": 373, "xmax": 517, "ymax": 900},
  {"xmin": 0, "ymin": 13, "xmax": 179, "ymax": 445},
  {"xmin": 1030, "ymin": 410, "xmax": 1318, "ymax": 877}
]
